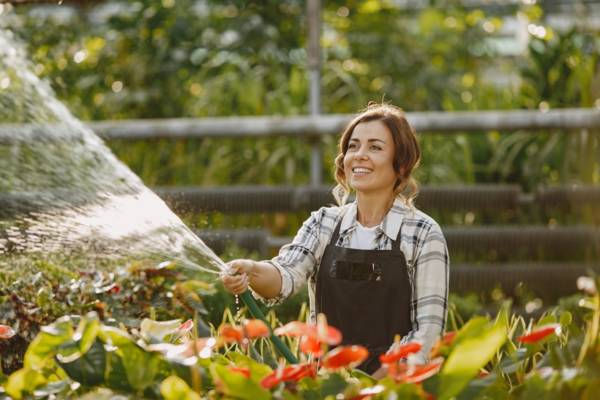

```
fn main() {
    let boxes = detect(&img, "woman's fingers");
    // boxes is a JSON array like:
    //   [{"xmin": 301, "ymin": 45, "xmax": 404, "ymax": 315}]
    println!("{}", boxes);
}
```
[
  {"xmin": 226, "ymin": 259, "xmax": 254, "ymax": 275},
  {"xmin": 222, "ymin": 272, "xmax": 249, "ymax": 294}
]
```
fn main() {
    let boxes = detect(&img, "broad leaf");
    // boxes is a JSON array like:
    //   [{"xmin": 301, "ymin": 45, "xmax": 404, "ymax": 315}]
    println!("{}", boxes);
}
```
[
  {"xmin": 210, "ymin": 363, "xmax": 270, "ymax": 400},
  {"xmin": 160, "ymin": 375, "xmax": 201, "ymax": 400},
  {"xmin": 438, "ymin": 321, "xmax": 507, "ymax": 400}
]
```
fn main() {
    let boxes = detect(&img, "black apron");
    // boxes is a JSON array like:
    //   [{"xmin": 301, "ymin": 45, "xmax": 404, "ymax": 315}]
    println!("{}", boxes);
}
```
[{"xmin": 316, "ymin": 217, "xmax": 413, "ymax": 374}]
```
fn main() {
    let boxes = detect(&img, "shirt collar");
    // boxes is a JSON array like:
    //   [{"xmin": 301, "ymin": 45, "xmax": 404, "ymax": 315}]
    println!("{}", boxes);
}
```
[{"xmin": 339, "ymin": 198, "xmax": 411, "ymax": 241}]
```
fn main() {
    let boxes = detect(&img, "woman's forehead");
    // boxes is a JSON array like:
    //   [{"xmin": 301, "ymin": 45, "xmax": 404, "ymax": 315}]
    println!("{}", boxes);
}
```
[{"xmin": 350, "ymin": 120, "xmax": 391, "ymax": 141}]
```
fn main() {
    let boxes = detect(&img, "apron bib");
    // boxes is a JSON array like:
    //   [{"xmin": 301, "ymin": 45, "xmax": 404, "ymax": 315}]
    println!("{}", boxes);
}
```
[{"xmin": 316, "ymin": 217, "xmax": 413, "ymax": 374}]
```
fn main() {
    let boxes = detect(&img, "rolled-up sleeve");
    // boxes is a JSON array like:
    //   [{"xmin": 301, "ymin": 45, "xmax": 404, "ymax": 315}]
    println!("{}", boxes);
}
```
[
  {"xmin": 252, "ymin": 208, "xmax": 328, "ymax": 306},
  {"xmin": 400, "ymin": 222, "xmax": 449, "ymax": 363}
]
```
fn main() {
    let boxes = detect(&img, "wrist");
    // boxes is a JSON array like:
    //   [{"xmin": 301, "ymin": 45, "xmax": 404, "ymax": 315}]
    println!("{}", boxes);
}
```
[{"xmin": 245, "ymin": 260, "xmax": 257, "ymax": 277}]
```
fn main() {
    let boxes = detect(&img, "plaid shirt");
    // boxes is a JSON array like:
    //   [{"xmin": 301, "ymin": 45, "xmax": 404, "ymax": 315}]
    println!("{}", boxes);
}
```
[{"xmin": 258, "ymin": 198, "xmax": 449, "ymax": 363}]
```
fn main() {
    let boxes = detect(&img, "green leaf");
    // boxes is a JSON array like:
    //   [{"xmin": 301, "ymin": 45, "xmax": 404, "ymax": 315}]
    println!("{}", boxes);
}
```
[
  {"xmin": 56, "ymin": 316, "xmax": 101, "ymax": 363},
  {"xmin": 24, "ymin": 317, "xmax": 75, "ymax": 370},
  {"xmin": 559, "ymin": 311, "xmax": 573, "ymax": 327},
  {"xmin": 117, "ymin": 343, "xmax": 161, "ymax": 391},
  {"xmin": 227, "ymin": 352, "xmax": 272, "ymax": 381},
  {"xmin": 140, "ymin": 318, "xmax": 182, "ymax": 344},
  {"xmin": 210, "ymin": 363, "xmax": 270, "ymax": 400},
  {"xmin": 320, "ymin": 373, "xmax": 348, "ymax": 398},
  {"xmin": 452, "ymin": 316, "xmax": 489, "ymax": 346},
  {"xmin": 160, "ymin": 375, "xmax": 201, "ymax": 400},
  {"xmin": 4, "ymin": 368, "xmax": 47, "ymax": 400},
  {"xmin": 58, "ymin": 339, "xmax": 106, "ymax": 386},
  {"xmin": 98, "ymin": 325, "xmax": 136, "ymax": 347},
  {"xmin": 498, "ymin": 348, "xmax": 528, "ymax": 374},
  {"xmin": 438, "ymin": 321, "xmax": 507, "ymax": 400},
  {"xmin": 104, "ymin": 351, "xmax": 134, "ymax": 392}
]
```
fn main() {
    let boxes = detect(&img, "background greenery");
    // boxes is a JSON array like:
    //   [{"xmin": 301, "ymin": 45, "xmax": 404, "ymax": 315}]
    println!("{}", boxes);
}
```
[
  {"xmin": 1, "ymin": 0, "xmax": 599, "ymax": 378},
  {"xmin": 2, "ymin": 0, "xmax": 598, "ymax": 195}
]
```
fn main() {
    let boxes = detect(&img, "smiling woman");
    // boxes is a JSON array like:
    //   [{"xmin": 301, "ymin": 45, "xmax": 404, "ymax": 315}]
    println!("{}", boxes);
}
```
[{"xmin": 222, "ymin": 103, "xmax": 449, "ymax": 376}]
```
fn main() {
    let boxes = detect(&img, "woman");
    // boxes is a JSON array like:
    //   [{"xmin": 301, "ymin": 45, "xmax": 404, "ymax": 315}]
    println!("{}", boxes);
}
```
[{"xmin": 222, "ymin": 103, "xmax": 449, "ymax": 375}]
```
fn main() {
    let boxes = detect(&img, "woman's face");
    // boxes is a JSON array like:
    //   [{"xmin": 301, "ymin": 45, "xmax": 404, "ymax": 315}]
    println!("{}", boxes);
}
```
[{"xmin": 343, "ymin": 120, "xmax": 397, "ymax": 196}]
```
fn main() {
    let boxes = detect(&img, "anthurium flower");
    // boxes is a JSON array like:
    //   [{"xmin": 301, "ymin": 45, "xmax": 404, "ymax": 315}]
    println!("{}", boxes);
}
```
[
  {"xmin": 274, "ymin": 321, "xmax": 342, "ymax": 345},
  {"xmin": 322, "ymin": 345, "xmax": 369, "ymax": 369},
  {"xmin": 379, "ymin": 342, "xmax": 422, "ymax": 364},
  {"xmin": 403, "ymin": 357, "xmax": 444, "ymax": 384},
  {"xmin": 274, "ymin": 321, "xmax": 312, "ymax": 337},
  {"xmin": 0, "ymin": 324, "xmax": 15, "ymax": 340},
  {"xmin": 218, "ymin": 324, "xmax": 244, "ymax": 343},
  {"xmin": 517, "ymin": 323, "xmax": 561, "ymax": 344},
  {"xmin": 178, "ymin": 319, "xmax": 194, "ymax": 334},
  {"xmin": 392, "ymin": 357, "xmax": 444, "ymax": 384},
  {"xmin": 242, "ymin": 319, "xmax": 270, "ymax": 339},
  {"xmin": 218, "ymin": 320, "xmax": 270, "ymax": 344},
  {"xmin": 299, "ymin": 335, "xmax": 323, "ymax": 356},
  {"xmin": 260, "ymin": 363, "xmax": 317, "ymax": 389},
  {"xmin": 442, "ymin": 331, "xmax": 457, "ymax": 345},
  {"xmin": 148, "ymin": 337, "xmax": 216, "ymax": 359}
]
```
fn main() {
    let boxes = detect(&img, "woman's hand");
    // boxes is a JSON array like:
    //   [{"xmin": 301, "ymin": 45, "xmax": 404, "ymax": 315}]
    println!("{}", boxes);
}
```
[{"xmin": 221, "ymin": 259, "xmax": 255, "ymax": 294}]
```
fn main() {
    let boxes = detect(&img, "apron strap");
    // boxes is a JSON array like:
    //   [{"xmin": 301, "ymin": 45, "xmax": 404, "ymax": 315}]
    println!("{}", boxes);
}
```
[
  {"xmin": 391, "ymin": 220, "xmax": 403, "ymax": 251},
  {"xmin": 329, "ymin": 210, "xmax": 345, "ymax": 246}
]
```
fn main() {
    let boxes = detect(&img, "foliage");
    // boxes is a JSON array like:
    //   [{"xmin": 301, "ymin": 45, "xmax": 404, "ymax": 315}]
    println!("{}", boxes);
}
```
[
  {"xmin": 1, "ymin": 276, "xmax": 600, "ymax": 399},
  {"xmin": 0, "ymin": 256, "xmax": 215, "ymax": 375},
  {"xmin": 1, "ymin": 1, "xmax": 597, "ymax": 192}
]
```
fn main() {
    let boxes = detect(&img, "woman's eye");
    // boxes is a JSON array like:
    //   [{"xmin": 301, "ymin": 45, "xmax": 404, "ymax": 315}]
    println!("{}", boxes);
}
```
[{"xmin": 371, "ymin": 145, "xmax": 382, "ymax": 151}]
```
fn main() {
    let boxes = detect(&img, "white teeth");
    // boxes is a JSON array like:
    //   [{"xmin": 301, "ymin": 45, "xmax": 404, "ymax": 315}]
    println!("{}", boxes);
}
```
[{"xmin": 353, "ymin": 167, "xmax": 372, "ymax": 173}]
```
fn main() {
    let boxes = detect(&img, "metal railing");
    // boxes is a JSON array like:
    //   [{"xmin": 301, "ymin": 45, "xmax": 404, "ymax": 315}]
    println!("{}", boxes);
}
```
[{"xmin": 86, "ymin": 107, "xmax": 600, "ymax": 186}]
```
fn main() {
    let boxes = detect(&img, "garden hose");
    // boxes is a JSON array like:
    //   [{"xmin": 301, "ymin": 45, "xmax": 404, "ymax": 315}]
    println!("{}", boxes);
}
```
[{"xmin": 239, "ymin": 290, "xmax": 298, "ymax": 364}]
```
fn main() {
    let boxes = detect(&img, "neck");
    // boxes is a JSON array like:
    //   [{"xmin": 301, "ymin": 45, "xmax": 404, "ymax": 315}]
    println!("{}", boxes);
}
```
[{"xmin": 355, "ymin": 190, "xmax": 395, "ymax": 227}]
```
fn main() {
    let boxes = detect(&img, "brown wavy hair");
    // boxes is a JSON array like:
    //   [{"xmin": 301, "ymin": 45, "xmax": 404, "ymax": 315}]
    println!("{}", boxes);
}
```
[{"xmin": 333, "ymin": 103, "xmax": 421, "ymax": 206}]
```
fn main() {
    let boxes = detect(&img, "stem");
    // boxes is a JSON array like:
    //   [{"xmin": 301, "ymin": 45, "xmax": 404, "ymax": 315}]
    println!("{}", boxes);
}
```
[{"xmin": 239, "ymin": 290, "xmax": 298, "ymax": 364}]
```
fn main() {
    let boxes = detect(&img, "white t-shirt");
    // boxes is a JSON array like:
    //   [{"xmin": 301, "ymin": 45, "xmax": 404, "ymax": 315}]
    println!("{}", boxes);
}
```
[{"xmin": 349, "ymin": 221, "xmax": 379, "ymax": 250}]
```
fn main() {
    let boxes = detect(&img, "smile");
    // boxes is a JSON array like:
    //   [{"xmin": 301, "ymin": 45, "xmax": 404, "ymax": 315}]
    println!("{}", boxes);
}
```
[{"xmin": 352, "ymin": 167, "xmax": 372, "ymax": 174}]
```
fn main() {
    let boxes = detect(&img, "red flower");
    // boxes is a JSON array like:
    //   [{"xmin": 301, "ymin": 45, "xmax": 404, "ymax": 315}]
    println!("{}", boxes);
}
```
[
  {"xmin": 275, "ymin": 319, "xmax": 342, "ymax": 356},
  {"xmin": 218, "ymin": 319, "xmax": 271, "ymax": 345},
  {"xmin": 403, "ymin": 358, "xmax": 444, "ymax": 384},
  {"xmin": 442, "ymin": 331, "xmax": 457, "ymax": 345},
  {"xmin": 517, "ymin": 323, "xmax": 561, "ymax": 344},
  {"xmin": 275, "ymin": 321, "xmax": 342, "ymax": 345},
  {"xmin": 108, "ymin": 284, "xmax": 121, "ymax": 294},
  {"xmin": 260, "ymin": 363, "xmax": 317, "ymax": 389},
  {"xmin": 391, "ymin": 357, "xmax": 444, "ymax": 384},
  {"xmin": 178, "ymin": 319, "xmax": 194, "ymax": 334},
  {"xmin": 274, "ymin": 321, "xmax": 312, "ymax": 337},
  {"xmin": 242, "ymin": 319, "xmax": 270, "ymax": 339},
  {"xmin": 299, "ymin": 335, "xmax": 322, "ymax": 356},
  {"xmin": 322, "ymin": 345, "xmax": 369, "ymax": 370},
  {"xmin": 218, "ymin": 324, "xmax": 244, "ymax": 343},
  {"xmin": 228, "ymin": 366, "xmax": 251, "ymax": 379},
  {"xmin": 379, "ymin": 342, "xmax": 422, "ymax": 364},
  {"xmin": 0, "ymin": 325, "xmax": 15, "ymax": 340}
]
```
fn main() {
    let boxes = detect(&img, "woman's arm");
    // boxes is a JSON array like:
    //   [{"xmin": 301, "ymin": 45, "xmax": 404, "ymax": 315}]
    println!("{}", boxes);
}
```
[
  {"xmin": 222, "ymin": 259, "xmax": 282, "ymax": 298},
  {"xmin": 221, "ymin": 207, "xmax": 332, "ymax": 302},
  {"xmin": 398, "ymin": 222, "xmax": 450, "ymax": 363}
]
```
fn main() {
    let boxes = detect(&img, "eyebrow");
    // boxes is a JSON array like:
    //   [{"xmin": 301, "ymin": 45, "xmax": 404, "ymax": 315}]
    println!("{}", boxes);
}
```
[{"xmin": 349, "ymin": 138, "xmax": 386, "ymax": 144}]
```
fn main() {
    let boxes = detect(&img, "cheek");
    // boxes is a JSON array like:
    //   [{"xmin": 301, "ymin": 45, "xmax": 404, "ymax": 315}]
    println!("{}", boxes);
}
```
[{"xmin": 342, "ymin": 154, "xmax": 352, "ymax": 174}]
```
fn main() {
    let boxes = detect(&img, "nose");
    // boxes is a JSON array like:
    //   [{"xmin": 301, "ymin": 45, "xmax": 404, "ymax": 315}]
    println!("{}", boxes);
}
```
[{"xmin": 354, "ymin": 147, "xmax": 368, "ymax": 160}]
